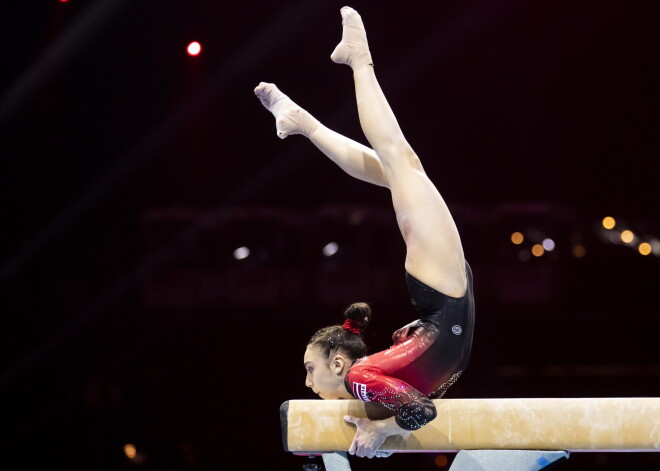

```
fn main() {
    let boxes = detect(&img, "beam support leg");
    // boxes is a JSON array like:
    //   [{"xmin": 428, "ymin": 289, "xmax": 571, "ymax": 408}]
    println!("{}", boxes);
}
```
[
  {"xmin": 322, "ymin": 452, "xmax": 351, "ymax": 471},
  {"xmin": 449, "ymin": 450, "xmax": 569, "ymax": 471}
]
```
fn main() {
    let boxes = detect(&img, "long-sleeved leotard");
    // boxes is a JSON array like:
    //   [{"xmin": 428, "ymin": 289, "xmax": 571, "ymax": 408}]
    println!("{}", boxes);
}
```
[{"xmin": 344, "ymin": 262, "xmax": 475, "ymax": 430}]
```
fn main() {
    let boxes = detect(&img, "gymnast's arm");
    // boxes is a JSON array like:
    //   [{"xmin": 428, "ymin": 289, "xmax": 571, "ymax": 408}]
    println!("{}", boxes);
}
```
[
  {"xmin": 343, "ymin": 415, "xmax": 407, "ymax": 458},
  {"xmin": 344, "ymin": 363, "xmax": 437, "ymax": 458}
]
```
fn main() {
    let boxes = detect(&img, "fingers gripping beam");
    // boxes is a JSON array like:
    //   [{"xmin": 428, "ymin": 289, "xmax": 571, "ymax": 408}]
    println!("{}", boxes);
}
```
[{"xmin": 280, "ymin": 398, "xmax": 660, "ymax": 454}]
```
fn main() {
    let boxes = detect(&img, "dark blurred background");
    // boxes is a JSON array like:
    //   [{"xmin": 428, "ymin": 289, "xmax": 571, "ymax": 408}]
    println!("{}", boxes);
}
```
[{"xmin": 1, "ymin": 1, "xmax": 659, "ymax": 470}]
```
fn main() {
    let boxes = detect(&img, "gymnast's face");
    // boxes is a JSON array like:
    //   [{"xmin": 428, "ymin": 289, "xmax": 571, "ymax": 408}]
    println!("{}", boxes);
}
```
[{"xmin": 303, "ymin": 345, "xmax": 352, "ymax": 400}]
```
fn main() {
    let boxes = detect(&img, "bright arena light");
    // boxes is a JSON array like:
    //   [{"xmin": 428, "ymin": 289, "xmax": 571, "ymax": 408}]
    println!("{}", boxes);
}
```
[
  {"xmin": 510, "ymin": 232, "xmax": 524, "ymax": 245},
  {"xmin": 233, "ymin": 246, "xmax": 250, "ymax": 260},
  {"xmin": 620, "ymin": 230, "xmax": 635, "ymax": 244},
  {"xmin": 531, "ymin": 244, "xmax": 545, "ymax": 257},
  {"xmin": 187, "ymin": 41, "xmax": 202, "ymax": 56},
  {"xmin": 123, "ymin": 444, "xmax": 137, "ymax": 460},
  {"xmin": 638, "ymin": 242, "xmax": 652, "ymax": 256},
  {"xmin": 322, "ymin": 242, "xmax": 339, "ymax": 257},
  {"xmin": 602, "ymin": 216, "xmax": 616, "ymax": 230},
  {"xmin": 542, "ymin": 238, "xmax": 555, "ymax": 251}
]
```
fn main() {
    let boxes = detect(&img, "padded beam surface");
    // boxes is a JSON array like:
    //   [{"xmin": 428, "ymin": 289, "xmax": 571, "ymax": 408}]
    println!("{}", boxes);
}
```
[{"xmin": 281, "ymin": 398, "xmax": 660, "ymax": 453}]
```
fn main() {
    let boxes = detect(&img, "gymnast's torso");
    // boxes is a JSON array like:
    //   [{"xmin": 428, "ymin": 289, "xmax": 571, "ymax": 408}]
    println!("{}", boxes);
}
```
[{"xmin": 344, "ymin": 262, "xmax": 475, "ymax": 429}]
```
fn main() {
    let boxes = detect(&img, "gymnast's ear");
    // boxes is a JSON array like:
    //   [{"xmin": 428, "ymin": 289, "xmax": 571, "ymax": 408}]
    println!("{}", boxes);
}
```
[{"xmin": 331, "ymin": 354, "xmax": 348, "ymax": 375}]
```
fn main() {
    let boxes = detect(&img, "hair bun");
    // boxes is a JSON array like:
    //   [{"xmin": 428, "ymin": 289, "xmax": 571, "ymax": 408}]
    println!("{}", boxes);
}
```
[{"xmin": 343, "ymin": 302, "xmax": 372, "ymax": 330}]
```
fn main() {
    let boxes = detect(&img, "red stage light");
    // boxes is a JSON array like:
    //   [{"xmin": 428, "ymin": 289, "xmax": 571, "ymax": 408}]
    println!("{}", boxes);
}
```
[
  {"xmin": 187, "ymin": 41, "xmax": 201, "ymax": 56},
  {"xmin": 59, "ymin": 0, "xmax": 70, "ymax": 3}
]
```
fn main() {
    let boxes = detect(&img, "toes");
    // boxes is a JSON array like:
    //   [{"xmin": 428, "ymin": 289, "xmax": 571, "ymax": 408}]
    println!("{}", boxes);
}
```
[
  {"xmin": 340, "ymin": 6, "xmax": 360, "ymax": 23},
  {"xmin": 340, "ymin": 6, "xmax": 356, "ymax": 16},
  {"xmin": 254, "ymin": 82, "xmax": 276, "ymax": 96}
]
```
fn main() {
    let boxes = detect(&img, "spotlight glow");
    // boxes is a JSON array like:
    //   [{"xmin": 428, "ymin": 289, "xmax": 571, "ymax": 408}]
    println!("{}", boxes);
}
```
[
  {"xmin": 510, "ymin": 232, "xmax": 524, "ymax": 245},
  {"xmin": 187, "ymin": 41, "xmax": 201, "ymax": 56},
  {"xmin": 651, "ymin": 239, "xmax": 660, "ymax": 256},
  {"xmin": 620, "ymin": 230, "xmax": 634, "ymax": 244},
  {"xmin": 233, "ymin": 247, "xmax": 250, "ymax": 260},
  {"xmin": 602, "ymin": 216, "xmax": 616, "ymax": 230},
  {"xmin": 542, "ymin": 238, "xmax": 555, "ymax": 251},
  {"xmin": 531, "ymin": 244, "xmax": 545, "ymax": 257},
  {"xmin": 639, "ymin": 242, "xmax": 652, "ymax": 256},
  {"xmin": 434, "ymin": 454, "xmax": 448, "ymax": 467},
  {"xmin": 322, "ymin": 242, "xmax": 339, "ymax": 257},
  {"xmin": 123, "ymin": 444, "xmax": 137, "ymax": 460}
]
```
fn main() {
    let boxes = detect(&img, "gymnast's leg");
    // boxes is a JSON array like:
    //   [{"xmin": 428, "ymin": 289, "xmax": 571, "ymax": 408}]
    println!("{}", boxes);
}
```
[
  {"xmin": 331, "ymin": 7, "xmax": 466, "ymax": 297},
  {"xmin": 254, "ymin": 82, "xmax": 388, "ymax": 188}
]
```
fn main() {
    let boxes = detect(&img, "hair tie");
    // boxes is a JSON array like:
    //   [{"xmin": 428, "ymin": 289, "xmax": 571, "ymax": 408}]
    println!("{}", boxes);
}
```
[{"xmin": 342, "ymin": 318, "xmax": 361, "ymax": 334}]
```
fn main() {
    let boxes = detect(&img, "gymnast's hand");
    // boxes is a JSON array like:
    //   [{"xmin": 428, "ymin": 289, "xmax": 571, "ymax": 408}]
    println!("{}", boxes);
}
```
[
  {"xmin": 392, "ymin": 319, "xmax": 422, "ymax": 344},
  {"xmin": 344, "ymin": 416, "xmax": 398, "ymax": 458}
]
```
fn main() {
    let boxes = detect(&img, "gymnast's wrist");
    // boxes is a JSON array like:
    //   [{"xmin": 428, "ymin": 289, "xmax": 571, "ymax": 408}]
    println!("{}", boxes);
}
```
[{"xmin": 379, "ymin": 416, "xmax": 409, "ymax": 436}]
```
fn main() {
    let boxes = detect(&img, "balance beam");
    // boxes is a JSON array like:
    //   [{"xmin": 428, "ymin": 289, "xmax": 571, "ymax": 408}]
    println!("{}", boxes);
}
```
[{"xmin": 280, "ymin": 398, "xmax": 660, "ymax": 454}]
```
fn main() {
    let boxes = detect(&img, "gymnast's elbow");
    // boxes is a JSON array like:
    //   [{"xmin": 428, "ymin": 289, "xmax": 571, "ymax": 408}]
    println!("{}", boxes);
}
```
[
  {"xmin": 423, "ymin": 401, "xmax": 438, "ymax": 425},
  {"xmin": 395, "ymin": 398, "xmax": 437, "ymax": 431}
]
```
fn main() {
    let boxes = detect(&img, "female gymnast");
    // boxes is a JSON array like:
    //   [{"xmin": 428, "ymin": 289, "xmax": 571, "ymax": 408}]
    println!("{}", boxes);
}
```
[{"xmin": 255, "ymin": 6, "xmax": 474, "ymax": 459}]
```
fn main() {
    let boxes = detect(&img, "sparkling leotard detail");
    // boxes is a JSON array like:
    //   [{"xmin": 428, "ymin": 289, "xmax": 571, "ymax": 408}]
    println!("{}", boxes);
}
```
[{"xmin": 344, "ymin": 262, "xmax": 475, "ymax": 430}]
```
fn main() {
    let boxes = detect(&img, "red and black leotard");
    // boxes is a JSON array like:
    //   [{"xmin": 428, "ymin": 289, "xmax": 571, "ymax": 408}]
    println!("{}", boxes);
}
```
[{"xmin": 344, "ymin": 262, "xmax": 475, "ymax": 430}]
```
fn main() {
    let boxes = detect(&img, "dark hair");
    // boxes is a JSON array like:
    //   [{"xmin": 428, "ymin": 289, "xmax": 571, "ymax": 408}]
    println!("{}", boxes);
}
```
[{"xmin": 307, "ymin": 302, "xmax": 372, "ymax": 361}]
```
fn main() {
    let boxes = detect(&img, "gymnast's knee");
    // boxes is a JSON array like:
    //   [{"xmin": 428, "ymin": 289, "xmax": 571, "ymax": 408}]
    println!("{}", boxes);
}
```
[{"xmin": 379, "ymin": 144, "xmax": 424, "ymax": 172}]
